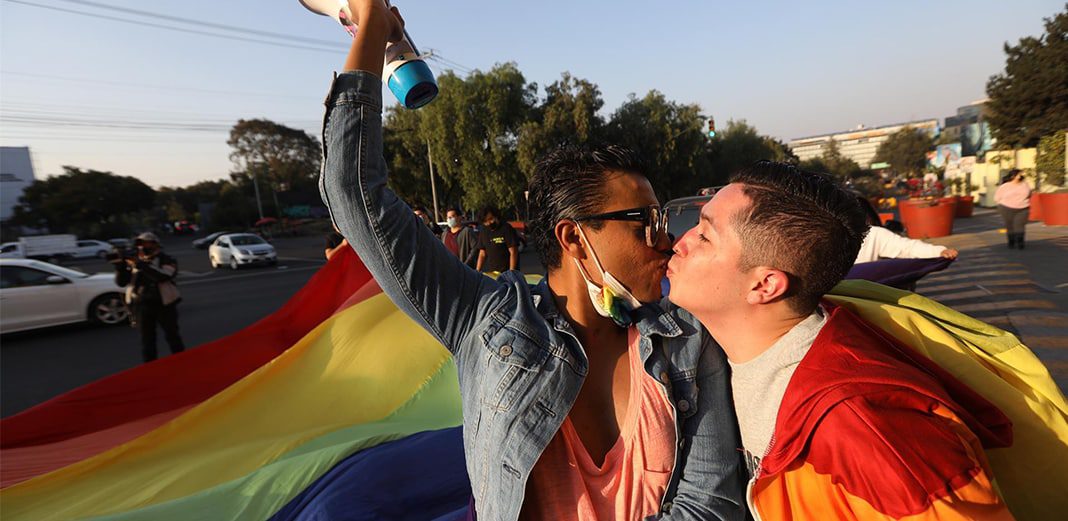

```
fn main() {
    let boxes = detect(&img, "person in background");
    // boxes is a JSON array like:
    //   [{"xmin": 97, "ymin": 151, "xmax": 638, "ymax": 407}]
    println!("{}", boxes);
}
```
[
  {"xmin": 476, "ymin": 206, "xmax": 519, "ymax": 273},
  {"xmin": 112, "ymin": 232, "xmax": 185, "ymax": 363},
  {"xmin": 413, "ymin": 205, "xmax": 442, "ymax": 235},
  {"xmin": 854, "ymin": 196, "xmax": 958, "ymax": 263},
  {"xmin": 440, "ymin": 207, "xmax": 479, "ymax": 268},
  {"xmin": 324, "ymin": 227, "xmax": 348, "ymax": 260},
  {"xmin": 994, "ymin": 169, "xmax": 1032, "ymax": 250}
]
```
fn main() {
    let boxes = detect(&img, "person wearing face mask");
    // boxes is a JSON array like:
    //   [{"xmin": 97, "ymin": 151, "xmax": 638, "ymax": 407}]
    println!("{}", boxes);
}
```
[
  {"xmin": 475, "ymin": 206, "xmax": 520, "ymax": 273},
  {"xmin": 413, "ymin": 205, "xmax": 443, "ymax": 235},
  {"xmin": 112, "ymin": 232, "xmax": 185, "ymax": 363},
  {"xmin": 317, "ymin": 3, "xmax": 745, "ymax": 518},
  {"xmin": 440, "ymin": 207, "xmax": 479, "ymax": 268}
]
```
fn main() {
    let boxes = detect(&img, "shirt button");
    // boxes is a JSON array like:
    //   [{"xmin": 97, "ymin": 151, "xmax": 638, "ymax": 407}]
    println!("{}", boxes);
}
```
[
  {"xmin": 662, "ymin": 501, "xmax": 673, "ymax": 513},
  {"xmin": 659, "ymin": 371, "xmax": 670, "ymax": 383},
  {"xmin": 677, "ymin": 399, "xmax": 690, "ymax": 412},
  {"xmin": 499, "ymin": 344, "xmax": 513, "ymax": 357}
]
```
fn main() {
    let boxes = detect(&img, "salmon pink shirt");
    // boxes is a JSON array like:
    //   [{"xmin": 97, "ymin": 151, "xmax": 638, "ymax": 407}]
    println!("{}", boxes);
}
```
[{"xmin": 521, "ymin": 327, "xmax": 677, "ymax": 520}]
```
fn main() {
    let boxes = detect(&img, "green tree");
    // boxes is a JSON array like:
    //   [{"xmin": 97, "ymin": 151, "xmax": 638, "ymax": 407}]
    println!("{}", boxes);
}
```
[
  {"xmin": 872, "ymin": 127, "xmax": 934, "ymax": 177},
  {"xmin": 605, "ymin": 90, "xmax": 712, "ymax": 201},
  {"xmin": 12, "ymin": 166, "xmax": 156, "ymax": 237},
  {"xmin": 516, "ymin": 73, "xmax": 606, "ymax": 179},
  {"xmin": 227, "ymin": 119, "xmax": 322, "ymax": 216},
  {"xmin": 986, "ymin": 5, "xmax": 1068, "ymax": 148},
  {"xmin": 1036, "ymin": 130, "xmax": 1067, "ymax": 188},
  {"xmin": 416, "ymin": 64, "xmax": 537, "ymax": 215},
  {"xmin": 709, "ymin": 120, "xmax": 798, "ymax": 183}
]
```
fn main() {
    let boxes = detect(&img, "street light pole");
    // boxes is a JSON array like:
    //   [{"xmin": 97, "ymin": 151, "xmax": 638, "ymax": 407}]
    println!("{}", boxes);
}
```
[
  {"xmin": 251, "ymin": 164, "xmax": 265, "ymax": 221},
  {"xmin": 426, "ymin": 138, "xmax": 440, "ymax": 222}
]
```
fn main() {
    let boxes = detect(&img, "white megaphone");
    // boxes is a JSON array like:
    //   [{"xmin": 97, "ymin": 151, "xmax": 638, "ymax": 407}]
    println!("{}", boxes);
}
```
[{"xmin": 299, "ymin": 0, "xmax": 438, "ymax": 109}]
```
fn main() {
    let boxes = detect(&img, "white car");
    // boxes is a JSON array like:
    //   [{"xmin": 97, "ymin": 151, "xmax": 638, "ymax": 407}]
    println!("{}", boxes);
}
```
[
  {"xmin": 208, "ymin": 233, "xmax": 277, "ymax": 270},
  {"xmin": 70, "ymin": 239, "xmax": 113, "ymax": 259},
  {"xmin": 0, "ymin": 259, "xmax": 128, "ymax": 334}
]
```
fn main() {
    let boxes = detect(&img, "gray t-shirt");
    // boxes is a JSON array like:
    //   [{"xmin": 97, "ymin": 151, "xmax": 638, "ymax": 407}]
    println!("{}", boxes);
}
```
[{"xmin": 729, "ymin": 306, "xmax": 828, "ymax": 478}]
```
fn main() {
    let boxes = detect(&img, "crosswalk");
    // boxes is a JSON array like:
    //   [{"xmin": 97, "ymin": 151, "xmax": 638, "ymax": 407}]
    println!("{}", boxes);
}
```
[{"xmin": 916, "ymin": 215, "xmax": 1068, "ymax": 391}]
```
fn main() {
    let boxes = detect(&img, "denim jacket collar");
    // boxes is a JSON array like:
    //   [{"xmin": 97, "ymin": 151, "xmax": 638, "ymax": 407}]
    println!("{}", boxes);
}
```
[{"xmin": 530, "ymin": 278, "xmax": 683, "ymax": 340}]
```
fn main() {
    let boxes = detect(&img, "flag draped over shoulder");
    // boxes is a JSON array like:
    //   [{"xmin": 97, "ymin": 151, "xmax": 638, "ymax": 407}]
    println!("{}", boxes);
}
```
[
  {"xmin": 826, "ymin": 280, "xmax": 1068, "ymax": 520},
  {"xmin": 1, "ymin": 250, "xmax": 1064, "ymax": 520}
]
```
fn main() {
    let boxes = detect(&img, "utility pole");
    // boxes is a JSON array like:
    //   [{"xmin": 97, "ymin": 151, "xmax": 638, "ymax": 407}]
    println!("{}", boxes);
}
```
[
  {"xmin": 427, "ymin": 138, "xmax": 440, "ymax": 222},
  {"xmin": 251, "ymin": 164, "xmax": 265, "ymax": 221}
]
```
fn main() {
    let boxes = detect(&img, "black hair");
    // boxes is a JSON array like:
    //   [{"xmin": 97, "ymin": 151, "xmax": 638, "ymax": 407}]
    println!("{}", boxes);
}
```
[
  {"xmin": 445, "ymin": 206, "xmax": 461, "ymax": 216},
  {"xmin": 854, "ymin": 195, "xmax": 884, "ymax": 227},
  {"xmin": 1001, "ymin": 169, "xmax": 1022, "ymax": 184},
  {"xmin": 479, "ymin": 206, "xmax": 501, "ymax": 222},
  {"xmin": 729, "ymin": 161, "xmax": 869, "ymax": 314},
  {"xmin": 528, "ymin": 143, "xmax": 646, "ymax": 270}
]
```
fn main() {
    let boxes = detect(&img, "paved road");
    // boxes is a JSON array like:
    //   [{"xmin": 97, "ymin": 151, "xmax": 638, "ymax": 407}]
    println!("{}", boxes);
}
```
[
  {"xmin": 1, "ymin": 233, "xmax": 546, "ymax": 417},
  {"xmin": 0, "ymin": 233, "xmax": 331, "ymax": 417}
]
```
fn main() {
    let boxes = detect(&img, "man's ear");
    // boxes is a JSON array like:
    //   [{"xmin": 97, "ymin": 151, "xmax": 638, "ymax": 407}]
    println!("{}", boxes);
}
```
[
  {"xmin": 744, "ymin": 267, "xmax": 791, "ymax": 305},
  {"xmin": 555, "ymin": 220, "xmax": 586, "ymax": 261}
]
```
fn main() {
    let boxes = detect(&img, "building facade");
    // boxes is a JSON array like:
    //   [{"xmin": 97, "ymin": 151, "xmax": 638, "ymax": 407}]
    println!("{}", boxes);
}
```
[
  {"xmin": 789, "ymin": 119, "xmax": 940, "ymax": 169},
  {"xmin": 1, "ymin": 147, "xmax": 36, "ymax": 221}
]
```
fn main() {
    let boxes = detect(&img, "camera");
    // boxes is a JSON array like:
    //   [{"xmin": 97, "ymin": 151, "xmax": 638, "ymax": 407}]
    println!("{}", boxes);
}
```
[{"xmin": 105, "ymin": 247, "xmax": 136, "ymax": 264}]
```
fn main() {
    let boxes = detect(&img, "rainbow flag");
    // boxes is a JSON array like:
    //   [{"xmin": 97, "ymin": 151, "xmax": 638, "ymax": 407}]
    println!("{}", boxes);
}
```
[{"xmin": 2, "ymin": 251, "xmax": 1064, "ymax": 520}]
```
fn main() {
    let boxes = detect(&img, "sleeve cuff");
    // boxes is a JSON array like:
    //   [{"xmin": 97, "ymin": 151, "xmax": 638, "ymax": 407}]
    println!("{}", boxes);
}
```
[{"xmin": 325, "ymin": 71, "xmax": 383, "ymax": 111}]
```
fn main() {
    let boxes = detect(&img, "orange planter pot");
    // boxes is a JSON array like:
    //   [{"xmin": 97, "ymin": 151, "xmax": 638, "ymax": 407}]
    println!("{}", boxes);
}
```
[
  {"xmin": 955, "ymin": 196, "xmax": 974, "ymax": 218},
  {"xmin": 878, "ymin": 212, "xmax": 895, "ymax": 224},
  {"xmin": 900, "ymin": 199, "xmax": 956, "ymax": 239},
  {"xmin": 1029, "ymin": 193, "xmax": 1043, "ymax": 221},
  {"xmin": 1041, "ymin": 192, "xmax": 1068, "ymax": 226}
]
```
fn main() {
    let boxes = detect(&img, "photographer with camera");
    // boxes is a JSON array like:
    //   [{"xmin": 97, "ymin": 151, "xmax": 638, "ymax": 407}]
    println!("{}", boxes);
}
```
[{"xmin": 111, "ymin": 232, "xmax": 185, "ymax": 363}]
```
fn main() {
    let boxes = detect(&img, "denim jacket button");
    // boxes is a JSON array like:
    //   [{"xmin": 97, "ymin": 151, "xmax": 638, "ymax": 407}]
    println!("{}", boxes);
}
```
[
  {"xmin": 678, "ymin": 438, "xmax": 686, "ymax": 450},
  {"xmin": 662, "ymin": 501, "xmax": 673, "ymax": 514},
  {"xmin": 677, "ymin": 399, "xmax": 690, "ymax": 412},
  {"xmin": 659, "ymin": 371, "xmax": 670, "ymax": 384},
  {"xmin": 499, "ymin": 344, "xmax": 513, "ymax": 357}
]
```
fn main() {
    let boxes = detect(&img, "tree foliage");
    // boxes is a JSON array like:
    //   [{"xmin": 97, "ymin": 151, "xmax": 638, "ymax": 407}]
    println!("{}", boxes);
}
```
[
  {"xmin": 1036, "ymin": 130, "xmax": 1067, "ymax": 188},
  {"xmin": 227, "ymin": 118, "xmax": 321, "ymax": 217},
  {"xmin": 12, "ymin": 167, "xmax": 156, "ymax": 237},
  {"xmin": 604, "ymin": 91, "xmax": 712, "ymax": 201},
  {"xmin": 872, "ymin": 127, "xmax": 934, "ymax": 176},
  {"xmin": 986, "ymin": 5, "xmax": 1068, "ymax": 148},
  {"xmin": 709, "ymin": 120, "xmax": 798, "ymax": 184},
  {"xmin": 517, "ymin": 73, "xmax": 606, "ymax": 179}
]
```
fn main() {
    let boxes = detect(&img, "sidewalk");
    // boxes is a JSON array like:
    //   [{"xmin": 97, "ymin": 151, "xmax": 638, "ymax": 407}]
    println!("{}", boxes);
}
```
[{"xmin": 914, "ymin": 207, "xmax": 1068, "ymax": 391}]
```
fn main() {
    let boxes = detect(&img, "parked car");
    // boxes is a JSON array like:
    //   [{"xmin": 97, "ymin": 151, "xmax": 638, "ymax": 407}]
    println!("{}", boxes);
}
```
[
  {"xmin": 70, "ymin": 239, "xmax": 113, "ymax": 259},
  {"xmin": 192, "ymin": 231, "xmax": 231, "ymax": 250},
  {"xmin": 664, "ymin": 194, "xmax": 715, "ymax": 243},
  {"xmin": 107, "ymin": 238, "xmax": 132, "ymax": 249},
  {"xmin": 0, "ymin": 258, "xmax": 128, "ymax": 333},
  {"xmin": 208, "ymin": 233, "xmax": 277, "ymax": 270}
]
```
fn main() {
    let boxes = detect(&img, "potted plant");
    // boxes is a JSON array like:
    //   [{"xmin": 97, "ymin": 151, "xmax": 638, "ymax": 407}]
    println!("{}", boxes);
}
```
[{"xmin": 899, "ymin": 197, "xmax": 956, "ymax": 239}]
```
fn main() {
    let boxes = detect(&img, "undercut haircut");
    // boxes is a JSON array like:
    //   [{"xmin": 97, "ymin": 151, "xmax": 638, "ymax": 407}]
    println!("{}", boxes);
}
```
[
  {"xmin": 528, "ymin": 144, "xmax": 646, "ymax": 270},
  {"xmin": 729, "ymin": 161, "xmax": 869, "ymax": 314}
]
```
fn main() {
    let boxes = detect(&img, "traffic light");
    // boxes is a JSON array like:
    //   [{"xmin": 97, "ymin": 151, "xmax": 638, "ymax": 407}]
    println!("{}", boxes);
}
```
[{"xmin": 707, "ymin": 118, "xmax": 716, "ymax": 138}]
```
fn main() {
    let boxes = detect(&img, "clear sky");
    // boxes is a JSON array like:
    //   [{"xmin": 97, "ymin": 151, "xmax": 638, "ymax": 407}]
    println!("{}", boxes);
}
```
[{"xmin": 0, "ymin": 0, "xmax": 1061, "ymax": 188}]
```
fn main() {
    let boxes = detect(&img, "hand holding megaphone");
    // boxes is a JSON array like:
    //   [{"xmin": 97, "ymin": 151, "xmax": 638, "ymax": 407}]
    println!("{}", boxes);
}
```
[{"xmin": 300, "ymin": 0, "xmax": 438, "ymax": 109}]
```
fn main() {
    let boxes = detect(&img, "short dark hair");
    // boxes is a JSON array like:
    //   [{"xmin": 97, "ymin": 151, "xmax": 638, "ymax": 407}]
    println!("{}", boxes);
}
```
[
  {"xmin": 412, "ymin": 205, "xmax": 428, "ymax": 214},
  {"xmin": 528, "ymin": 143, "xmax": 646, "ymax": 270},
  {"xmin": 479, "ymin": 206, "xmax": 500, "ymax": 222},
  {"xmin": 729, "ymin": 161, "xmax": 869, "ymax": 314},
  {"xmin": 445, "ymin": 206, "xmax": 461, "ymax": 216}
]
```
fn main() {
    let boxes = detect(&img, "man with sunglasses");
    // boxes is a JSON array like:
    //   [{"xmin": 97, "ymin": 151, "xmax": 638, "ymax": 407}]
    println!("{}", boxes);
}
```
[{"xmin": 318, "ymin": 2, "xmax": 744, "ymax": 519}]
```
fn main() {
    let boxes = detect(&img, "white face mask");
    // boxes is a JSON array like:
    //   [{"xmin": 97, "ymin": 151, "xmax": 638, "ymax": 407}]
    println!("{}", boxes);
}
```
[
  {"xmin": 572, "ymin": 223, "xmax": 642, "ymax": 327},
  {"xmin": 447, "ymin": 217, "xmax": 460, "ymax": 228}
]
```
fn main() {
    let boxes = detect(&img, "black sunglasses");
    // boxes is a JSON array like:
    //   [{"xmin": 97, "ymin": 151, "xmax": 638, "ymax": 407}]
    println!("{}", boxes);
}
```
[{"xmin": 573, "ymin": 205, "xmax": 668, "ymax": 247}]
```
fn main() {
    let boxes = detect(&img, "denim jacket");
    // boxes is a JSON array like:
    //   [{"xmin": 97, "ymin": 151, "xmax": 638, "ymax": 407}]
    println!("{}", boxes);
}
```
[{"xmin": 319, "ymin": 71, "xmax": 745, "ymax": 521}]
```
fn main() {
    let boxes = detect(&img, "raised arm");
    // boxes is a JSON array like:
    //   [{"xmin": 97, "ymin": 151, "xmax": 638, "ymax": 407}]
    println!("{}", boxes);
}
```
[{"xmin": 319, "ymin": 1, "xmax": 510, "ymax": 354}]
